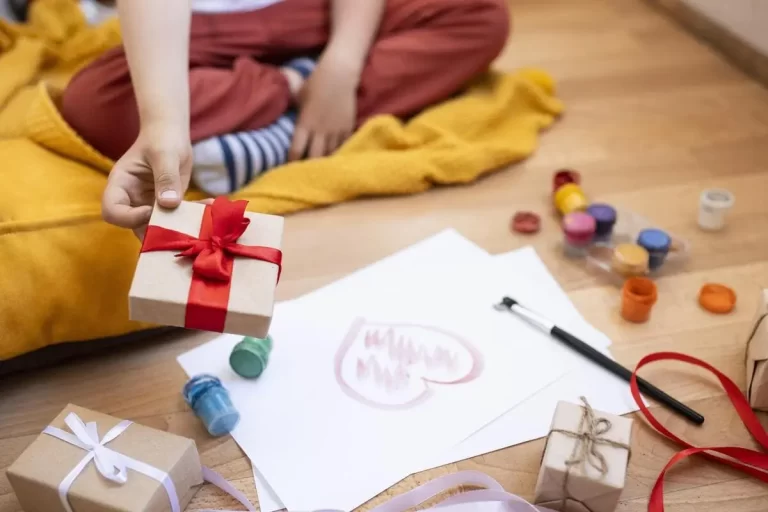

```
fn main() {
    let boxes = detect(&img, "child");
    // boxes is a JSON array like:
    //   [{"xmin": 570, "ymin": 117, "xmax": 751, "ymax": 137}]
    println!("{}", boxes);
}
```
[{"xmin": 61, "ymin": 0, "xmax": 509, "ymax": 231}]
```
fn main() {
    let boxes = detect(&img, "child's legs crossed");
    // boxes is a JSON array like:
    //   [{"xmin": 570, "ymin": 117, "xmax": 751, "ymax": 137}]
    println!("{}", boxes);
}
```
[{"xmin": 60, "ymin": 49, "xmax": 292, "ymax": 161}]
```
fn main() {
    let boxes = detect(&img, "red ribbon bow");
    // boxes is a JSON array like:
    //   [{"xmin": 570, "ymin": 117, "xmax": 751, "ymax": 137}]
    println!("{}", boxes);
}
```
[{"xmin": 140, "ymin": 197, "xmax": 282, "ymax": 332}]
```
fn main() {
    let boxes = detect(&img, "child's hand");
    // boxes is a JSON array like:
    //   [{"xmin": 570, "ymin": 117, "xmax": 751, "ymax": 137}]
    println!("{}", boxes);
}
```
[
  {"xmin": 101, "ymin": 124, "xmax": 192, "ymax": 239},
  {"xmin": 289, "ymin": 49, "xmax": 359, "ymax": 161}
]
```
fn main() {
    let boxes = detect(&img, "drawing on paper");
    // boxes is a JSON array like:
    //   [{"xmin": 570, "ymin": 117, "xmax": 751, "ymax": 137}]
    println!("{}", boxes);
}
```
[{"xmin": 334, "ymin": 318, "xmax": 483, "ymax": 409}]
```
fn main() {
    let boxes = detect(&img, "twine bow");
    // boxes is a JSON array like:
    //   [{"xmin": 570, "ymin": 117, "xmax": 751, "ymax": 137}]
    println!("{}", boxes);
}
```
[{"xmin": 545, "ymin": 397, "xmax": 632, "ymax": 512}]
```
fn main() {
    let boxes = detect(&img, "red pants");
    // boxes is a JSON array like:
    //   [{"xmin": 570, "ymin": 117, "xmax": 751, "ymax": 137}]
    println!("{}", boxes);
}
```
[{"xmin": 61, "ymin": 0, "xmax": 511, "ymax": 161}]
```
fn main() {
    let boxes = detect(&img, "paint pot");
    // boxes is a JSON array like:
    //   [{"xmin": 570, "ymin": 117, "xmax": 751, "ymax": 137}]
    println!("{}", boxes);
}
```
[
  {"xmin": 182, "ymin": 374, "xmax": 240, "ymax": 437},
  {"xmin": 554, "ymin": 183, "xmax": 589, "ymax": 216},
  {"xmin": 621, "ymin": 277, "xmax": 658, "ymax": 323},
  {"xmin": 636, "ymin": 228, "xmax": 672, "ymax": 271},
  {"xmin": 553, "ymin": 169, "xmax": 581, "ymax": 192},
  {"xmin": 698, "ymin": 188, "xmax": 734, "ymax": 231},
  {"xmin": 230, "ymin": 335, "xmax": 273, "ymax": 379},
  {"xmin": 562, "ymin": 212, "xmax": 596, "ymax": 258},
  {"xmin": 611, "ymin": 243, "xmax": 649, "ymax": 277},
  {"xmin": 586, "ymin": 203, "xmax": 617, "ymax": 242}
]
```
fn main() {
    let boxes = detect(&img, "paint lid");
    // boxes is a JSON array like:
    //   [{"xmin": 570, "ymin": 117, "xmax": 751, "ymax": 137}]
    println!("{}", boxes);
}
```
[
  {"xmin": 698, "ymin": 283, "xmax": 736, "ymax": 314},
  {"xmin": 230, "ymin": 335, "xmax": 273, "ymax": 379},
  {"xmin": 637, "ymin": 228, "xmax": 672, "ymax": 252},
  {"xmin": 563, "ymin": 212, "xmax": 596, "ymax": 239},
  {"xmin": 511, "ymin": 211, "xmax": 541, "ymax": 234},
  {"xmin": 586, "ymin": 203, "xmax": 617, "ymax": 225},
  {"xmin": 182, "ymin": 374, "xmax": 222, "ymax": 408}
]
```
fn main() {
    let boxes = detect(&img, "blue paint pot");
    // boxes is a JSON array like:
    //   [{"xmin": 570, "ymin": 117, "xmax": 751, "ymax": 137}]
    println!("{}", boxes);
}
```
[
  {"xmin": 182, "ymin": 374, "xmax": 240, "ymax": 437},
  {"xmin": 636, "ymin": 228, "xmax": 672, "ymax": 271}
]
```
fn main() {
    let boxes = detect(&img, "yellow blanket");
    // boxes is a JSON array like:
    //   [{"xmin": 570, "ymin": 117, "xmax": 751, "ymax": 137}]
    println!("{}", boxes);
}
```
[{"xmin": 0, "ymin": 0, "xmax": 564, "ymax": 361}]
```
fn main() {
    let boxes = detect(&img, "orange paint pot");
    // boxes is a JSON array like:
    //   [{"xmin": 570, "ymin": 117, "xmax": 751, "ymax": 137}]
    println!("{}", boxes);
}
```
[{"xmin": 621, "ymin": 277, "xmax": 658, "ymax": 323}]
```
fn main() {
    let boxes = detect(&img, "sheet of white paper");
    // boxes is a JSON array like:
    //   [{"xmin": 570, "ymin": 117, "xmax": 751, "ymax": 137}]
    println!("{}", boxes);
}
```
[
  {"xmin": 252, "ymin": 229, "xmax": 493, "ymax": 512},
  {"xmin": 249, "ymin": 244, "xmax": 631, "ymax": 512},
  {"xmin": 179, "ymin": 232, "xmax": 571, "ymax": 511}
]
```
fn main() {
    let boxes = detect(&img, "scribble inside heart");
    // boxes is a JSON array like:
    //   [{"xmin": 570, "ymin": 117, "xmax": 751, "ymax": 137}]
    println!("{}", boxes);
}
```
[{"xmin": 335, "ymin": 318, "xmax": 483, "ymax": 409}]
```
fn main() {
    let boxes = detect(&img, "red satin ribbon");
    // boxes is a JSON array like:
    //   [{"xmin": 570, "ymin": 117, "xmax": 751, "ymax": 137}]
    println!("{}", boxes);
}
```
[
  {"xmin": 629, "ymin": 352, "xmax": 768, "ymax": 512},
  {"xmin": 140, "ymin": 197, "xmax": 282, "ymax": 332}
]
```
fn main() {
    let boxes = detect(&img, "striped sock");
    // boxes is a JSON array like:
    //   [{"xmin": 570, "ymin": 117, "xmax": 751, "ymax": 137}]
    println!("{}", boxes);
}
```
[
  {"xmin": 191, "ymin": 111, "xmax": 297, "ymax": 195},
  {"xmin": 283, "ymin": 56, "xmax": 315, "ymax": 79}
]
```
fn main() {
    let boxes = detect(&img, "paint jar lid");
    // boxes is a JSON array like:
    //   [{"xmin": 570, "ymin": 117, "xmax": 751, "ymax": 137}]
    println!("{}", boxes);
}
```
[
  {"xmin": 698, "ymin": 283, "xmax": 736, "ymax": 314},
  {"xmin": 586, "ymin": 203, "xmax": 617, "ymax": 224},
  {"xmin": 182, "ymin": 374, "xmax": 222, "ymax": 408},
  {"xmin": 511, "ymin": 211, "xmax": 541, "ymax": 234},
  {"xmin": 230, "ymin": 335, "xmax": 273, "ymax": 379},
  {"xmin": 563, "ymin": 212, "xmax": 596, "ymax": 238},
  {"xmin": 700, "ymin": 189, "xmax": 734, "ymax": 210},
  {"xmin": 637, "ymin": 228, "xmax": 671, "ymax": 252}
]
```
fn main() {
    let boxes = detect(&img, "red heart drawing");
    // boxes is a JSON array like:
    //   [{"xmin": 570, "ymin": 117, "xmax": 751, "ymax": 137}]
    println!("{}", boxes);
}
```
[{"xmin": 334, "ymin": 318, "xmax": 484, "ymax": 409}]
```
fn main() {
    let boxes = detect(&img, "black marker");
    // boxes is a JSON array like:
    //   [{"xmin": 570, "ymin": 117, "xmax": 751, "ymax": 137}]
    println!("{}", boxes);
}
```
[{"xmin": 495, "ymin": 296, "xmax": 705, "ymax": 425}]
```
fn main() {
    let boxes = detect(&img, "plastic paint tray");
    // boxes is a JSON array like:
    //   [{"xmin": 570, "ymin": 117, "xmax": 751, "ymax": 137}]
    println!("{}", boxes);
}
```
[{"xmin": 579, "ymin": 209, "xmax": 690, "ymax": 285}]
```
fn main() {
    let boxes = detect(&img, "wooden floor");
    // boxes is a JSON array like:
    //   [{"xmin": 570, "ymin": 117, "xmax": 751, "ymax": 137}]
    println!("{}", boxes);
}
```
[{"xmin": 2, "ymin": 0, "xmax": 768, "ymax": 510}]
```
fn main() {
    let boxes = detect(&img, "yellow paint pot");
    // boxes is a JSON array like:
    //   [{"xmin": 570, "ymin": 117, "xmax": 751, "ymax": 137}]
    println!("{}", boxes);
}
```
[
  {"xmin": 611, "ymin": 243, "xmax": 650, "ymax": 277},
  {"xmin": 553, "ymin": 183, "xmax": 589, "ymax": 215}
]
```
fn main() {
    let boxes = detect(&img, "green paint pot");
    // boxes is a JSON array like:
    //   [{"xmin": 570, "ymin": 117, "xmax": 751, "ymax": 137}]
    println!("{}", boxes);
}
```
[{"xmin": 229, "ymin": 335, "xmax": 273, "ymax": 379}]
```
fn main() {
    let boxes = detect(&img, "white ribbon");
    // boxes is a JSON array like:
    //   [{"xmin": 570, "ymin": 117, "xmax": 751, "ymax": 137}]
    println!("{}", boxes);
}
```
[{"xmin": 43, "ymin": 412, "xmax": 258, "ymax": 512}]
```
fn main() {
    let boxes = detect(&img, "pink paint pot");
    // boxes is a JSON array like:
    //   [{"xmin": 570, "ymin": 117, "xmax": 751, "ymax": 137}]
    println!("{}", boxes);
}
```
[{"xmin": 562, "ymin": 212, "xmax": 596, "ymax": 258}]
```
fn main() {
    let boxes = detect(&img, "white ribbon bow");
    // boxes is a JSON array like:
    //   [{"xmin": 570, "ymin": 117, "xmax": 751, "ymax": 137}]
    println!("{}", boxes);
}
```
[
  {"xmin": 43, "ymin": 412, "xmax": 256, "ymax": 512},
  {"xmin": 44, "ymin": 412, "xmax": 182, "ymax": 512}
]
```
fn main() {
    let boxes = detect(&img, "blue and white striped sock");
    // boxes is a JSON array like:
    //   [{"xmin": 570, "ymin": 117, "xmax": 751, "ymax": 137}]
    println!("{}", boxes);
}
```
[{"xmin": 192, "ymin": 111, "xmax": 297, "ymax": 195}]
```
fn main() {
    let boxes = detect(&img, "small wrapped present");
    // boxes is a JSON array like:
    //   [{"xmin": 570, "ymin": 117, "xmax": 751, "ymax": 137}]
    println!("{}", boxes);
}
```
[
  {"xmin": 746, "ymin": 289, "xmax": 768, "ymax": 411},
  {"xmin": 129, "ymin": 197, "xmax": 283, "ymax": 339},
  {"xmin": 534, "ymin": 397, "xmax": 633, "ymax": 512},
  {"xmin": 7, "ymin": 404, "xmax": 204, "ymax": 512}
]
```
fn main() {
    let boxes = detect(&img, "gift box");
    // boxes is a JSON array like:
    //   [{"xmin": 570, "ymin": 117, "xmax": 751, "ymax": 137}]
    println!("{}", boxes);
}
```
[
  {"xmin": 746, "ymin": 289, "xmax": 768, "ymax": 411},
  {"xmin": 534, "ymin": 398, "xmax": 633, "ymax": 512},
  {"xmin": 7, "ymin": 404, "xmax": 204, "ymax": 512},
  {"xmin": 129, "ymin": 197, "xmax": 283, "ymax": 339}
]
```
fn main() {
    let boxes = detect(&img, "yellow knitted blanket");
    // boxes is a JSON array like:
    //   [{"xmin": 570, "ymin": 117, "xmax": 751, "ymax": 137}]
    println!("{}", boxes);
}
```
[{"xmin": 0, "ymin": 0, "xmax": 564, "ymax": 361}]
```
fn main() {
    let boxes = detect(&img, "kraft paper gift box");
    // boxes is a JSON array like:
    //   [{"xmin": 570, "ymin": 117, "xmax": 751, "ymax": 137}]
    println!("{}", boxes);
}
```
[
  {"xmin": 534, "ymin": 398, "xmax": 633, "ymax": 512},
  {"xmin": 746, "ymin": 289, "xmax": 768, "ymax": 411},
  {"xmin": 7, "ymin": 404, "xmax": 203, "ymax": 512},
  {"xmin": 129, "ymin": 197, "xmax": 283, "ymax": 339}
]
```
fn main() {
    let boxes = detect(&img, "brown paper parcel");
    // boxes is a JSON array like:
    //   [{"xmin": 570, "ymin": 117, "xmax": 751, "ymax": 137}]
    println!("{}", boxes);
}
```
[
  {"xmin": 534, "ymin": 398, "xmax": 632, "ymax": 512},
  {"xmin": 7, "ymin": 404, "xmax": 203, "ymax": 512},
  {"xmin": 128, "ymin": 200, "xmax": 284, "ymax": 339},
  {"xmin": 746, "ymin": 289, "xmax": 768, "ymax": 411}
]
